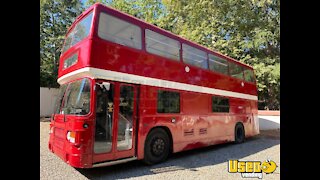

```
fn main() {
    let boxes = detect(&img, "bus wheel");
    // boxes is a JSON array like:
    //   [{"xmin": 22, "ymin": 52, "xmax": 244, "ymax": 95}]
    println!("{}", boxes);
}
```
[
  {"xmin": 234, "ymin": 123, "xmax": 245, "ymax": 144},
  {"xmin": 143, "ymin": 128, "xmax": 170, "ymax": 165}
]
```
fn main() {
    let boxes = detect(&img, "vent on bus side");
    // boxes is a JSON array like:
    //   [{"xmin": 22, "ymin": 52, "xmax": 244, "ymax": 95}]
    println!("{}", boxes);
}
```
[
  {"xmin": 184, "ymin": 129, "xmax": 194, "ymax": 136},
  {"xmin": 199, "ymin": 128, "xmax": 207, "ymax": 135}
]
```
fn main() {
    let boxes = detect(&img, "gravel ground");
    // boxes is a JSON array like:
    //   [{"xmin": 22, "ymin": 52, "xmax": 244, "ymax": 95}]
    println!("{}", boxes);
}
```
[{"xmin": 40, "ymin": 121, "xmax": 280, "ymax": 180}]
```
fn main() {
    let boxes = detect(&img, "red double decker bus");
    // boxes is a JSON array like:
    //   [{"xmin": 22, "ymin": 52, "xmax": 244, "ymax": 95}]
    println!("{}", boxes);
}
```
[{"xmin": 48, "ymin": 3, "xmax": 259, "ymax": 168}]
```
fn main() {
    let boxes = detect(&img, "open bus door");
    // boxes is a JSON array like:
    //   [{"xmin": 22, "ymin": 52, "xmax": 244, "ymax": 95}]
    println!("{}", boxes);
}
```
[{"xmin": 92, "ymin": 80, "xmax": 138, "ymax": 166}]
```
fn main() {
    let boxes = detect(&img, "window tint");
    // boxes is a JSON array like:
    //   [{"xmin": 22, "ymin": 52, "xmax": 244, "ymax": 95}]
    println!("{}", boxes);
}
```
[
  {"xmin": 243, "ymin": 68, "xmax": 255, "ymax": 83},
  {"xmin": 63, "ymin": 53, "xmax": 78, "ymax": 70},
  {"xmin": 53, "ymin": 84, "xmax": 68, "ymax": 115},
  {"xmin": 208, "ymin": 54, "xmax": 229, "ymax": 75},
  {"xmin": 145, "ymin": 29, "xmax": 180, "ymax": 61},
  {"xmin": 98, "ymin": 13, "xmax": 142, "ymax": 49},
  {"xmin": 61, "ymin": 78, "xmax": 91, "ymax": 115},
  {"xmin": 94, "ymin": 83, "xmax": 114, "ymax": 153},
  {"xmin": 157, "ymin": 90, "xmax": 180, "ymax": 113},
  {"xmin": 212, "ymin": 96, "xmax": 229, "ymax": 113},
  {"xmin": 62, "ymin": 12, "xmax": 93, "ymax": 53},
  {"xmin": 182, "ymin": 44, "xmax": 208, "ymax": 69},
  {"xmin": 229, "ymin": 62, "xmax": 244, "ymax": 80},
  {"xmin": 117, "ymin": 85, "xmax": 134, "ymax": 151}
]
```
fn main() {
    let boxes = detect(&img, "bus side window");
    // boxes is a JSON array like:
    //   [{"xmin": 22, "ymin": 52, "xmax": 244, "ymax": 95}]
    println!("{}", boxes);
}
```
[
  {"xmin": 182, "ymin": 44, "xmax": 208, "ymax": 69},
  {"xmin": 145, "ymin": 29, "xmax": 180, "ymax": 61},
  {"xmin": 157, "ymin": 90, "xmax": 180, "ymax": 113},
  {"xmin": 212, "ymin": 96, "xmax": 229, "ymax": 113},
  {"xmin": 208, "ymin": 54, "xmax": 229, "ymax": 75},
  {"xmin": 244, "ymin": 68, "xmax": 255, "ymax": 83},
  {"xmin": 229, "ymin": 62, "xmax": 244, "ymax": 80},
  {"xmin": 98, "ymin": 12, "xmax": 142, "ymax": 49}
]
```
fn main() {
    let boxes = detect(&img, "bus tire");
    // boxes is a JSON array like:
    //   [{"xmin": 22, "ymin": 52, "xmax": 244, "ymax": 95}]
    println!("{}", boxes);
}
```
[
  {"xmin": 143, "ymin": 128, "xmax": 170, "ymax": 165},
  {"xmin": 234, "ymin": 123, "xmax": 245, "ymax": 144}
]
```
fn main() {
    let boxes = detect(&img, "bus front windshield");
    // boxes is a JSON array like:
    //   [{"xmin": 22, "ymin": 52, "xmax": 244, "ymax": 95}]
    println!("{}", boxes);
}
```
[
  {"xmin": 61, "ymin": 12, "xmax": 93, "ymax": 54},
  {"xmin": 53, "ymin": 78, "xmax": 91, "ymax": 116}
]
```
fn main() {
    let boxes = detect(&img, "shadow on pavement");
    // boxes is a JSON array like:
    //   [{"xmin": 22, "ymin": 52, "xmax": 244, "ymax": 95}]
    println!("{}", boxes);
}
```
[
  {"xmin": 77, "ymin": 133, "xmax": 279, "ymax": 179},
  {"xmin": 259, "ymin": 117, "xmax": 280, "ymax": 130}
]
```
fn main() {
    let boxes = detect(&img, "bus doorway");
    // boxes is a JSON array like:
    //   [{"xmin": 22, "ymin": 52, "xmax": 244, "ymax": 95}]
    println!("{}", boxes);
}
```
[{"xmin": 93, "ymin": 81, "xmax": 138, "ymax": 164}]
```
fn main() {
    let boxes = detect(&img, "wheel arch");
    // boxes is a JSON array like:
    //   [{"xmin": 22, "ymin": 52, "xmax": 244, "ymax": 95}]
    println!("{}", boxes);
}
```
[{"xmin": 146, "ymin": 126, "xmax": 173, "ymax": 154}]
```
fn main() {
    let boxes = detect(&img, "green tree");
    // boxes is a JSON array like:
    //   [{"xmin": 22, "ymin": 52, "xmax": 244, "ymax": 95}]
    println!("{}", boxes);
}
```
[
  {"xmin": 85, "ymin": 0, "xmax": 108, "ymax": 9},
  {"xmin": 160, "ymin": 0, "xmax": 280, "ymax": 110},
  {"xmin": 86, "ymin": 0, "xmax": 165, "ymax": 25},
  {"xmin": 40, "ymin": 0, "xmax": 83, "ymax": 87}
]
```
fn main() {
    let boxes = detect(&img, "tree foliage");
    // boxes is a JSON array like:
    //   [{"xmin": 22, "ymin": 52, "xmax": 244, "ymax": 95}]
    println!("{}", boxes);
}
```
[
  {"xmin": 159, "ymin": 0, "xmax": 280, "ymax": 109},
  {"xmin": 40, "ymin": 0, "xmax": 83, "ymax": 87},
  {"xmin": 86, "ymin": 0, "xmax": 165, "ymax": 25}
]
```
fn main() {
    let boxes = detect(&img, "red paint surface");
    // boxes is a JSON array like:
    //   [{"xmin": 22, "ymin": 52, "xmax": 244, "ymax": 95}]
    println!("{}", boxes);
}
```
[{"xmin": 49, "ymin": 3, "xmax": 259, "ymax": 168}]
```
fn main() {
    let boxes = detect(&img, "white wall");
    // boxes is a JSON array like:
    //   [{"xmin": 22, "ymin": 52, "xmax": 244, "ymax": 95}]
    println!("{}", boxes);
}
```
[{"xmin": 40, "ymin": 87, "xmax": 60, "ymax": 117}]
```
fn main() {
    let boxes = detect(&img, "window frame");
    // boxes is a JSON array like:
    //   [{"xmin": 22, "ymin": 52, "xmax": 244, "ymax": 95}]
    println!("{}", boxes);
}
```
[
  {"xmin": 208, "ymin": 54, "xmax": 229, "ymax": 76},
  {"xmin": 243, "ymin": 68, "xmax": 256, "ymax": 83},
  {"xmin": 55, "ymin": 77, "xmax": 93, "ymax": 117},
  {"xmin": 117, "ymin": 84, "xmax": 135, "ymax": 151},
  {"xmin": 157, "ymin": 89, "xmax": 181, "ymax": 114},
  {"xmin": 97, "ymin": 12, "xmax": 142, "ymax": 50},
  {"xmin": 229, "ymin": 61, "xmax": 245, "ymax": 80},
  {"xmin": 211, "ymin": 96, "xmax": 230, "ymax": 113},
  {"xmin": 145, "ymin": 29, "xmax": 181, "ymax": 61},
  {"xmin": 182, "ymin": 43, "xmax": 208, "ymax": 69},
  {"xmin": 61, "ymin": 11, "xmax": 94, "ymax": 54},
  {"xmin": 63, "ymin": 52, "xmax": 79, "ymax": 70}
]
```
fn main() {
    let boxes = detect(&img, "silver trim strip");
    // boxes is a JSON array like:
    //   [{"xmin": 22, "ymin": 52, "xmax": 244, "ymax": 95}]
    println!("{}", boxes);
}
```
[{"xmin": 92, "ymin": 157, "xmax": 137, "ymax": 168}]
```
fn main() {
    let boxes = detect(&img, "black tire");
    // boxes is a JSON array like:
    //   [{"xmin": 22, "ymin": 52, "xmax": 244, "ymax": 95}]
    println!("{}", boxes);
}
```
[
  {"xmin": 143, "ymin": 128, "xmax": 170, "ymax": 165},
  {"xmin": 234, "ymin": 123, "xmax": 245, "ymax": 144}
]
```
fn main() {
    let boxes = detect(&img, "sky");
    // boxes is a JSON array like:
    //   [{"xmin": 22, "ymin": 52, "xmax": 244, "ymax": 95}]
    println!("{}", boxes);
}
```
[{"xmin": 80, "ymin": 0, "xmax": 113, "ymax": 5}]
